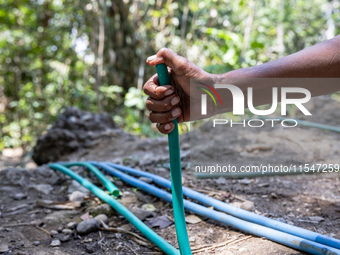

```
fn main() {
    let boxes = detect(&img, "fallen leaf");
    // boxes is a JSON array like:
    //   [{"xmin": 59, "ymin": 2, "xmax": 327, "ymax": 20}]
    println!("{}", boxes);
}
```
[{"xmin": 146, "ymin": 215, "xmax": 173, "ymax": 228}]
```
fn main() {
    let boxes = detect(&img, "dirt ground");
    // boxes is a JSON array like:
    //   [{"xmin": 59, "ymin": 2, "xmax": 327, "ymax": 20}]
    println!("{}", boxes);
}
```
[{"xmin": 0, "ymin": 95, "xmax": 339, "ymax": 255}]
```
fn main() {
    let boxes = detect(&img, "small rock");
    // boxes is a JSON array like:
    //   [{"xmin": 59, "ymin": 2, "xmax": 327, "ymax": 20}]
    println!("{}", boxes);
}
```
[
  {"xmin": 120, "ymin": 192, "xmax": 138, "ymax": 208},
  {"xmin": 0, "ymin": 244, "xmax": 8, "ymax": 253},
  {"xmin": 33, "ymin": 184, "xmax": 53, "ymax": 195},
  {"xmin": 238, "ymin": 179, "xmax": 252, "ymax": 185},
  {"xmin": 62, "ymin": 229, "xmax": 73, "ymax": 234},
  {"xmin": 95, "ymin": 214, "xmax": 108, "ymax": 224},
  {"xmin": 239, "ymin": 247, "xmax": 247, "ymax": 252},
  {"xmin": 185, "ymin": 215, "xmax": 202, "ymax": 224},
  {"xmin": 308, "ymin": 216, "xmax": 325, "ymax": 223},
  {"xmin": 12, "ymin": 193, "xmax": 27, "ymax": 200},
  {"xmin": 215, "ymin": 177, "xmax": 227, "ymax": 185},
  {"xmin": 274, "ymin": 217, "xmax": 287, "ymax": 223},
  {"xmin": 90, "ymin": 204, "xmax": 113, "ymax": 217},
  {"xmin": 77, "ymin": 219, "xmax": 100, "ymax": 235},
  {"xmin": 270, "ymin": 193, "xmax": 278, "ymax": 199},
  {"xmin": 67, "ymin": 222, "xmax": 77, "ymax": 229},
  {"xmin": 189, "ymin": 236, "xmax": 196, "ymax": 242},
  {"xmin": 139, "ymin": 177, "xmax": 153, "ymax": 184},
  {"xmin": 17, "ymin": 252, "xmax": 29, "ymax": 255},
  {"xmin": 50, "ymin": 239, "xmax": 61, "ymax": 247},
  {"xmin": 69, "ymin": 191, "xmax": 85, "ymax": 202},
  {"xmin": 240, "ymin": 201, "xmax": 255, "ymax": 211},
  {"xmin": 141, "ymin": 204, "xmax": 156, "ymax": 212},
  {"xmin": 245, "ymin": 144, "xmax": 272, "ymax": 152},
  {"xmin": 68, "ymin": 180, "xmax": 89, "ymax": 194},
  {"xmin": 50, "ymin": 230, "xmax": 58, "ymax": 236},
  {"xmin": 130, "ymin": 207, "xmax": 154, "ymax": 220},
  {"xmin": 257, "ymin": 183, "xmax": 270, "ymax": 188},
  {"xmin": 54, "ymin": 233, "xmax": 71, "ymax": 242},
  {"xmin": 33, "ymin": 241, "xmax": 40, "ymax": 246}
]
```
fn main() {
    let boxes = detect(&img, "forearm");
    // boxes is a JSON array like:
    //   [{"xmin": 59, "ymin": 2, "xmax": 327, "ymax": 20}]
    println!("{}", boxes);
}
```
[{"xmin": 211, "ymin": 36, "xmax": 340, "ymax": 114}]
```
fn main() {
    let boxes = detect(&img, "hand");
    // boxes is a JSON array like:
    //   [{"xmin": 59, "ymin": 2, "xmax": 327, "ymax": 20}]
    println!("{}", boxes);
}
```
[{"xmin": 144, "ymin": 48, "xmax": 212, "ymax": 134}]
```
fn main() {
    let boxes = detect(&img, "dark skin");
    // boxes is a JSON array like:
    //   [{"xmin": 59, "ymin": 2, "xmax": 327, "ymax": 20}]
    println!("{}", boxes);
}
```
[{"xmin": 144, "ymin": 35, "xmax": 340, "ymax": 134}]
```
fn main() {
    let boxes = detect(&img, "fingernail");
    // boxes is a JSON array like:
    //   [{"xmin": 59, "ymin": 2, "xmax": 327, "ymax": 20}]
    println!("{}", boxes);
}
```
[
  {"xmin": 172, "ymin": 108, "xmax": 180, "ymax": 117},
  {"xmin": 164, "ymin": 124, "xmax": 171, "ymax": 130},
  {"xmin": 171, "ymin": 96, "xmax": 179, "ymax": 106},
  {"xmin": 147, "ymin": 55, "xmax": 157, "ymax": 62},
  {"xmin": 164, "ymin": 89, "xmax": 174, "ymax": 96}
]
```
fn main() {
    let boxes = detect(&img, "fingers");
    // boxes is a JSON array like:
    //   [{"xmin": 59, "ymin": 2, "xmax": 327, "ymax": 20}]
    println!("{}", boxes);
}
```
[
  {"xmin": 149, "ymin": 107, "xmax": 182, "ymax": 124},
  {"xmin": 157, "ymin": 122, "xmax": 174, "ymax": 134},
  {"xmin": 146, "ymin": 94, "xmax": 180, "ymax": 112},
  {"xmin": 146, "ymin": 48, "xmax": 190, "ymax": 73},
  {"xmin": 143, "ymin": 74, "xmax": 174, "ymax": 100}
]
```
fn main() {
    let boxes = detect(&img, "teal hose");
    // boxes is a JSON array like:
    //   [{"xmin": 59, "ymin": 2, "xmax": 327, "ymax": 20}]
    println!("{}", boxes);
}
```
[
  {"xmin": 61, "ymin": 162, "xmax": 119, "ymax": 197},
  {"xmin": 156, "ymin": 64, "xmax": 191, "ymax": 255},
  {"xmin": 49, "ymin": 163, "xmax": 179, "ymax": 255}
]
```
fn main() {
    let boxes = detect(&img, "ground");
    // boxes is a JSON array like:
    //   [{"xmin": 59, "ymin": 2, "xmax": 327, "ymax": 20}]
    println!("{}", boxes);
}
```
[{"xmin": 0, "ymin": 95, "xmax": 339, "ymax": 255}]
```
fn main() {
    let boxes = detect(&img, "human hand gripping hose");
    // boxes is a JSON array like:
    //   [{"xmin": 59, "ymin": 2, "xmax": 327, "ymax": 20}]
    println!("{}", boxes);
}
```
[{"xmin": 156, "ymin": 64, "xmax": 192, "ymax": 255}]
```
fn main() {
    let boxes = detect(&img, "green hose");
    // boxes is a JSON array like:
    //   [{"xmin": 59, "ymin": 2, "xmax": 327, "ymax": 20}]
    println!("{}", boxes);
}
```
[
  {"xmin": 61, "ymin": 162, "xmax": 119, "ymax": 197},
  {"xmin": 156, "ymin": 64, "xmax": 192, "ymax": 255},
  {"xmin": 49, "ymin": 163, "xmax": 179, "ymax": 255}
]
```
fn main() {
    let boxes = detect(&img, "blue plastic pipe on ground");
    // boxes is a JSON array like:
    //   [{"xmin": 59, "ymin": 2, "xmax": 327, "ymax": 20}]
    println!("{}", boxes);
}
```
[
  {"xmin": 49, "ymin": 163, "xmax": 179, "ymax": 255},
  {"xmin": 92, "ymin": 162, "xmax": 340, "ymax": 255},
  {"xmin": 93, "ymin": 161, "xmax": 340, "ymax": 252}
]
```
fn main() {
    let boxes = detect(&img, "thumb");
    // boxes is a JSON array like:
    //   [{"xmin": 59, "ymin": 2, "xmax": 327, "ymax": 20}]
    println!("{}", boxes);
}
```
[{"xmin": 146, "ymin": 48, "xmax": 189, "ymax": 72}]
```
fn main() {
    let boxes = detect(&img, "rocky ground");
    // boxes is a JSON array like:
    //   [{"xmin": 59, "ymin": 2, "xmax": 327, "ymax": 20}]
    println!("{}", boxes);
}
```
[{"xmin": 0, "ymin": 96, "xmax": 339, "ymax": 255}]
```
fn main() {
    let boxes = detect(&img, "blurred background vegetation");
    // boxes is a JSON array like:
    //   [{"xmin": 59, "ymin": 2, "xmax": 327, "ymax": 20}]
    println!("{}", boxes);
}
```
[{"xmin": 0, "ymin": 0, "xmax": 339, "ymax": 152}]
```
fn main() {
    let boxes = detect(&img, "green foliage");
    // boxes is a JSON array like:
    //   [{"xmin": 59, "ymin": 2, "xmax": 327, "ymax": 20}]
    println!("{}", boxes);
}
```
[{"xmin": 0, "ymin": 0, "xmax": 339, "ymax": 150}]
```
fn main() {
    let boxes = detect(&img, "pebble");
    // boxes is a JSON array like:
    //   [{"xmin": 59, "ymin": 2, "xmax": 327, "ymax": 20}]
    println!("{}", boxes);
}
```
[
  {"xmin": 257, "ymin": 183, "xmax": 270, "ymax": 188},
  {"xmin": 77, "ymin": 218, "xmax": 100, "ymax": 235},
  {"xmin": 33, "ymin": 241, "xmax": 40, "ymax": 246},
  {"xmin": 141, "ymin": 204, "xmax": 156, "ymax": 212},
  {"xmin": 308, "ymin": 216, "xmax": 325, "ymax": 223},
  {"xmin": 33, "ymin": 184, "xmax": 53, "ymax": 195},
  {"xmin": 67, "ymin": 222, "xmax": 77, "ymax": 229},
  {"xmin": 130, "ymin": 207, "xmax": 154, "ymax": 220},
  {"xmin": 50, "ymin": 239, "xmax": 61, "ymax": 247},
  {"xmin": 270, "ymin": 193, "xmax": 278, "ymax": 199},
  {"xmin": 0, "ymin": 244, "xmax": 8, "ymax": 253},
  {"xmin": 50, "ymin": 230, "xmax": 58, "ymax": 236},
  {"xmin": 69, "ymin": 191, "xmax": 85, "ymax": 202},
  {"xmin": 240, "ymin": 201, "xmax": 255, "ymax": 211},
  {"xmin": 95, "ymin": 214, "xmax": 108, "ymax": 224},
  {"xmin": 90, "ymin": 204, "xmax": 113, "ymax": 217},
  {"xmin": 68, "ymin": 180, "xmax": 89, "ymax": 194},
  {"xmin": 62, "ymin": 229, "xmax": 73, "ymax": 234},
  {"xmin": 139, "ymin": 177, "xmax": 153, "ymax": 184},
  {"xmin": 12, "ymin": 193, "xmax": 27, "ymax": 200},
  {"xmin": 54, "ymin": 233, "xmax": 71, "ymax": 242},
  {"xmin": 120, "ymin": 192, "xmax": 138, "ymax": 208}
]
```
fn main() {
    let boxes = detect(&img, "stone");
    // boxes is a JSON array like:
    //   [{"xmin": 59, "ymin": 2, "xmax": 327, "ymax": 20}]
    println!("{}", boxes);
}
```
[
  {"xmin": 69, "ymin": 191, "xmax": 85, "ymax": 202},
  {"xmin": 44, "ymin": 210, "xmax": 78, "ymax": 224},
  {"xmin": 141, "ymin": 204, "xmax": 156, "ymax": 212},
  {"xmin": 50, "ymin": 239, "xmax": 61, "ymax": 247},
  {"xmin": 270, "ymin": 193, "xmax": 278, "ymax": 199},
  {"xmin": 76, "ymin": 219, "xmax": 100, "ymax": 235},
  {"xmin": 0, "ymin": 244, "xmax": 9, "ymax": 253},
  {"xmin": 68, "ymin": 180, "xmax": 89, "ymax": 194},
  {"xmin": 62, "ymin": 229, "xmax": 73, "ymax": 234},
  {"xmin": 50, "ymin": 230, "xmax": 58, "ymax": 236},
  {"xmin": 240, "ymin": 201, "xmax": 255, "ymax": 211},
  {"xmin": 95, "ymin": 214, "xmax": 108, "ymax": 224},
  {"xmin": 120, "ymin": 191, "xmax": 138, "ymax": 208},
  {"xmin": 90, "ymin": 204, "xmax": 113, "ymax": 217},
  {"xmin": 54, "ymin": 233, "xmax": 71, "ymax": 242},
  {"xmin": 129, "ymin": 207, "xmax": 154, "ymax": 220},
  {"xmin": 12, "ymin": 193, "xmax": 27, "ymax": 200},
  {"xmin": 33, "ymin": 184, "xmax": 53, "ymax": 195},
  {"xmin": 139, "ymin": 177, "xmax": 153, "ymax": 184},
  {"xmin": 308, "ymin": 216, "xmax": 325, "ymax": 223},
  {"xmin": 33, "ymin": 241, "xmax": 40, "ymax": 246},
  {"xmin": 67, "ymin": 222, "xmax": 77, "ymax": 229}
]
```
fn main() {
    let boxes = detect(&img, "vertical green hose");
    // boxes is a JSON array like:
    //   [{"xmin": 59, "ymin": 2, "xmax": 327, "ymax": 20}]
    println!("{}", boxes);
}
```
[{"xmin": 156, "ymin": 64, "xmax": 192, "ymax": 255}]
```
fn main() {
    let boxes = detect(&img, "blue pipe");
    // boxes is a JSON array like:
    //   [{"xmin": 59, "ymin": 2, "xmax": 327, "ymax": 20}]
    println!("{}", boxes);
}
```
[
  {"xmin": 97, "ymin": 161, "xmax": 340, "ymax": 250},
  {"xmin": 91, "ymin": 162, "xmax": 340, "ymax": 255}
]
